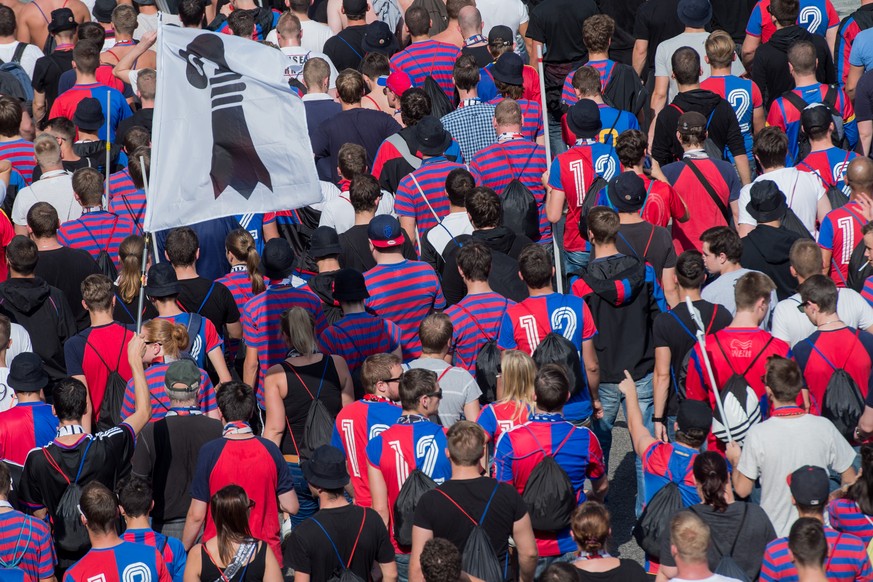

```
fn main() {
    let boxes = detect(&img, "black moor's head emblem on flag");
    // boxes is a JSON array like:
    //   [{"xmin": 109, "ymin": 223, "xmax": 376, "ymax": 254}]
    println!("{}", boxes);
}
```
[{"xmin": 179, "ymin": 34, "xmax": 272, "ymax": 200}]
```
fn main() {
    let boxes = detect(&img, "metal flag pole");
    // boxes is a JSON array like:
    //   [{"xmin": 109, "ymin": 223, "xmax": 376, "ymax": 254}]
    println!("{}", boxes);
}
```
[
  {"xmin": 136, "ymin": 154, "xmax": 152, "ymax": 333},
  {"xmin": 685, "ymin": 296, "xmax": 732, "ymax": 442},
  {"xmin": 536, "ymin": 44, "xmax": 563, "ymax": 293},
  {"xmin": 104, "ymin": 91, "xmax": 111, "ymax": 206}
]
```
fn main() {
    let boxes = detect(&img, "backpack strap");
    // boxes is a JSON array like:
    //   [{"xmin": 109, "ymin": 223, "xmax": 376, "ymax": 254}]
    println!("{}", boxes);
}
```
[
  {"xmin": 409, "ymin": 173, "xmax": 444, "ymax": 225},
  {"xmin": 601, "ymin": 109, "xmax": 621, "ymax": 145},
  {"xmin": 437, "ymin": 366, "xmax": 453, "ymax": 383},
  {"xmin": 682, "ymin": 159, "xmax": 731, "ymax": 225},
  {"xmin": 728, "ymin": 502, "xmax": 748, "ymax": 555},
  {"xmin": 713, "ymin": 335, "xmax": 739, "ymax": 376},
  {"xmin": 435, "ymin": 488, "xmax": 478, "ymax": 525},
  {"xmin": 41, "ymin": 446, "xmax": 71, "ymax": 484},
  {"xmin": 73, "ymin": 438, "xmax": 95, "ymax": 483},
  {"xmin": 196, "ymin": 282, "xmax": 216, "ymax": 314},
  {"xmin": 0, "ymin": 518, "xmax": 32, "ymax": 568},
  {"xmin": 825, "ymin": 533, "xmax": 842, "ymax": 572},
  {"xmin": 478, "ymin": 481, "xmax": 501, "ymax": 524},
  {"xmin": 11, "ymin": 42, "xmax": 25, "ymax": 64},
  {"xmin": 638, "ymin": 179, "xmax": 655, "ymax": 216},
  {"xmin": 781, "ymin": 90, "xmax": 809, "ymax": 114},
  {"xmin": 741, "ymin": 337, "xmax": 774, "ymax": 377},
  {"xmin": 668, "ymin": 310, "xmax": 696, "ymax": 340},
  {"xmin": 310, "ymin": 513, "xmax": 366, "ymax": 571},
  {"xmin": 280, "ymin": 360, "xmax": 315, "ymax": 400},
  {"xmin": 186, "ymin": 313, "xmax": 203, "ymax": 344},
  {"xmin": 798, "ymin": 161, "xmax": 836, "ymax": 189},
  {"xmin": 335, "ymin": 34, "xmax": 363, "ymax": 60}
]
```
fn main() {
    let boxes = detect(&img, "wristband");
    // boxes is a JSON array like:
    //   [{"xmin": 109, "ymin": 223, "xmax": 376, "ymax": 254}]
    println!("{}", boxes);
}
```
[{"xmin": 652, "ymin": 416, "xmax": 667, "ymax": 424}]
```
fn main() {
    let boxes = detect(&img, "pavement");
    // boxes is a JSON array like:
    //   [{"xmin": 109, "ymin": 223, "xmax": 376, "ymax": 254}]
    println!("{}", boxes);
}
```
[{"xmin": 602, "ymin": 408, "xmax": 645, "ymax": 564}]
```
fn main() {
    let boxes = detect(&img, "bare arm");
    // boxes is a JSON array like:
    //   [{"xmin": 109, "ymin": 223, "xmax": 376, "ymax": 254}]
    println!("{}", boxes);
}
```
[
  {"xmin": 278, "ymin": 489, "xmax": 300, "ymax": 515},
  {"xmin": 243, "ymin": 346, "xmax": 259, "ymax": 389},
  {"xmin": 32, "ymin": 91, "xmax": 45, "ymax": 126},
  {"xmin": 545, "ymin": 186, "xmax": 565, "ymax": 224},
  {"xmin": 263, "ymin": 221, "xmax": 279, "ymax": 241},
  {"xmin": 520, "ymin": 21, "xmax": 533, "ymax": 69},
  {"xmin": 463, "ymin": 399, "xmax": 480, "ymax": 423},
  {"xmin": 752, "ymin": 106, "xmax": 766, "ymax": 135},
  {"xmin": 860, "ymin": 120, "xmax": 873, "ymax": 157},
  {"xmin": 225, "ymin": 321, "xmax": 242, "ymax": 340},
  {"xmin": 617, "ymin": 370, "xmax": 657, "ymax": 456},
  {"xmin": 859, "ymin": 405, "xmax": 873, "ymax": 436},
  {"xmin": 332, "ymin": 355, "xmax": 355, "ymax": 407},
  {"xmin": 113, "ymin": 30, "xmax": 156, "ymax": 84},
  {"xmin": 661, "ymin": 267, "xmax": 679, "ymax": 308},
  {"xmin": 379, "ymin": 560, "xmax": 398, "ymax": 582},
  {"xmin": 653, "ymin": 346, "xmax": 672, "ymax": 443},
  {"xmin": 512, "ymin": 514, "xmax": 538, "ymax": 582},
  {"xmin": 207, "ymin": 347, "xmax": 232, "ymax": 384},
  {"xmin": 75, "ymin": 375, "xmax": 93, "ymax": 434},
  {"xmin": 368, "ymin": 463, "xmax": 390, "ymax": 528},
  {"xmin": 399, "ymin": 216, "xmax": 417, "ymax": 247},
  {"xmin": 817, "ymin": 194, "xmax": 833, "ymax": 226},
  {"xmin": 632, "ymin": 39, "xmax": 648, "ymax": 78},
  {"xmin": 122, "ymin": 335, "xmax": 152, "ymax": 435},
  {"xmin": 409, "ymin": 526, "xmax": 434, "ymax": 582},
  {"xmin": 827, "ymin": 26, "xmax": 838, "ymax": 58},
  {"xmin": 262, "ymin": 544, "xmax": 283, "ymax": 582},
  {"xmin": 582, "ymin": 339, "xmax": 600, "ymax": 417},
  {"xmin": 725, "ymin": 441, "xmax": 754, "ymax": 498},
  {"xmin": 734, "ymin": 154, "xmax": 751, "ymax": 186},
  {"xmin": 589, "ymin": 475, "xmax": 608, "ymax": 502},
  {"xmin": 848, "ymin": 65, "xmax": 865, "ymax": 102},
  {"xmin": 741, "ymin": 34, "xmax": 760, "ymax": 70},
  {"xmin": 841, "ymin": 466, "xmax": 858, "ymax": 487},
  {"xmin": 182, "ymin": 500, "xmax": 208, "ymax": 551},
  {"xmin": 183, "ymin": 543, "xmax": 202, "ymax": 582},
  {"xmin": 649, "ymin": 76, "xmax": 669, "ymax": 131},
  {"xmin": 263, "ymin": 366, "xmax": 286, "ymax": 448},
  {"xmin": 821, "ymin": 248, "xmax": 833, "ymax": 277}
]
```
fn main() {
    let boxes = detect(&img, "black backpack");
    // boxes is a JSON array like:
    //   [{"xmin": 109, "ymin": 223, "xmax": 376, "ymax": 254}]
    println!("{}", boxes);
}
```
[
  {"xmin": 80, "ymin": 218, "xmax": 121, "ymax": 280},
  {"xmin": 1, "ymin": 460, "xmax": 22, "ymax": 509},
  {"xmin": 798, "ymin": 155, "xmax": 851, "ymax": 210},
  {"xmin": 91, "ymin": 335, "xmax": 129, "ymax": 432},
  {"xmin": 310, "ymin": 509, "xmax": 368, "ymax": 582},
  {"xmin": 777, "ymin": 177, "xmax": 815, "ymax": 240},
  {"xmin": 282, "ymin": 358, "xmax": 335, "ymax": 459},
  {"xmin": 633, "ymin": 481, "xmax": 684, "ymax": 558},
  {"xmin": 691, "ymin": 504, "xmax": 752, "ymax": 582},
  {"xmin": 602, "ymin": 62, "xmax": 648, "ymax": 118},
  {"xmin": 807, "ymin": 335, "xmax": 865, "ymax": 441},
  {"xmin": 848, "ymin": 237, "xmax": 873, "ymax": 292},
  {"xmin": 275, "ymin": 207, "xmax": 322, "ymax": 275},
  {"xmin": 711, "ymin": 336, "xmax": 772, "ymax": 443},
  {"xmin": 436, "ymin": 484, "xmax": 504, "ymax": 582},
  {"xmin": 781, "ymin": 86, "xmax": 849, "ymax": 164},
  {"xmin": 520, "ymin": 426, "xmax": 577, "ymax": 532},
  {"xmin": 455, "ymin": 300, "xmax": 509, "ymax": 404},
  {"xmin": 42, "ymin": 439, "xmax": 94, "ymax": 554},
  {"xmin": 578, "ymin": 176, "xmax": 608, "ymax": 240},
  {"xmin": 498, "ymin": 147, "xmax": 540, "ymax": 242},
  {"xmin": 533, "ymin": 332, "xmax": 586, "ymax": 399},
  {"xmin": 393, "ymin": 468, "xmax": 437, "ymax": 546}
]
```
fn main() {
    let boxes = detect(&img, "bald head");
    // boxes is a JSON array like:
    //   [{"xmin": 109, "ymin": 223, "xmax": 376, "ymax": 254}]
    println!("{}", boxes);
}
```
[
  {"xmin": 847, "ymin": 157, "xmax": 873, "ymax": 196},
  {"xmin": 458, "ymin": 6, "xmax": 482, "ymax": 37}
]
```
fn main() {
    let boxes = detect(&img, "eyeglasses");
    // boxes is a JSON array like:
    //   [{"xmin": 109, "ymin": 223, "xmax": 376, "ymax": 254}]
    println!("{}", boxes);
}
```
[
  {"xmin": 797, "ymin": 301, "xmax": 811, "ymax": 313},
  {"xmin": 381, "ymin": 376, "xmax": 401, "ymax": 384},
  {"xmin": 425, "ymin": 390, "xmax": 443, "ymax": 400}
]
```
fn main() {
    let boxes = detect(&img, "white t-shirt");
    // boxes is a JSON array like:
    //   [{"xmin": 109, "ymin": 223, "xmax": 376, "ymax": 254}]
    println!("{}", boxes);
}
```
[
  {"xmin": 0, "ymin": 367, "xmax": 12, "ymax": 413},
  {"xmin": 8, "ymin": 323, "xmax": 32, "ymax": 363},
  {"xmin": 772, "ymin": 288, "xmax": 873, "ymax": 347},
  {"xmin": 737, "ymin": 167, "xmax": 825, "ymax": 237},
  {"xmin": 134, "ymin": 12, "xmax": 182, "ymax": 40},
  {"xmin": 280, "ymin": 46, "xmax": 338, "ymax": 90},
  {"xmin": 11, "ymin": 170, "xmax": 80, "ymax": 226},
  {"xmin": 476, "ymin": 0, "xmax": 529, "ymax": 36},
  {"xmin": 266, "ymin": 19, "xmax": 336, "ymax": 53},
  {"xmin": 423, "ymin": 212, "xmax": 473, "ymax": 257},
  {"xmin": 654, "ymin": 31, "xmax": 747, "ymax": 103},
  {"xmin": 737, "ymin": 413, "xmax": 856, "ymax": 536},
  {"xmin": 0, "ymin": 41, "xmax": 43, "ymax": 81},
  {"xmin": 318, "ymin": 188, "xmax": 395, "ymax": 234}
]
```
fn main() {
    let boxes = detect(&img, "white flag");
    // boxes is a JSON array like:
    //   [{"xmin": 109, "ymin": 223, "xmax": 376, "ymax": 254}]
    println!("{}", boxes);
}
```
[{"xmin": 145, "ymin": 24, "xmax": 321, "ymax": 233}]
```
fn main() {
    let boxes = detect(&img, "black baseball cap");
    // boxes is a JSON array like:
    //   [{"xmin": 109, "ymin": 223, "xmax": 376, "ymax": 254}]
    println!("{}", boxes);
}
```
[
  {"xmin": 801, "ymin": 103, "xmax": 833, "ymax": 134},
  {"xmin": 788, "ymin": 465, "xmax": 829, "ymax": 507},
  {"xmin": 676, "ymin": 399, "xmax": 713, "ymax": 433},
  {"xmin": 607, "ymin": 171, "xmax": 647, "ymax": 212},
  {"xmin": 488, "ymin": 25, "xmax": 513, "ymax": 47}
]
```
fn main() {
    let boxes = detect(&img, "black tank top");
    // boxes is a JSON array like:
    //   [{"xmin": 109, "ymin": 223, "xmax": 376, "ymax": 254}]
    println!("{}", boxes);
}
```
[
  {"xmin": 199, "ymin": 540, "xmax": 267, "ymax": 582},
  {"xmin": 279, "ymin": 355, "xmax": 343, "ymax": 455}
]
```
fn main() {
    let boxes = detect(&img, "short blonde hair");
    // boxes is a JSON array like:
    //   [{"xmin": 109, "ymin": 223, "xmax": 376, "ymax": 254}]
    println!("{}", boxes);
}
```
[
  {"xmin": 670, "ymin": 511, "xmax": 710, "ymax": 563},
  {"xmin": 705, "ymin": 30, "xmax": 736, "ymax": 69}
]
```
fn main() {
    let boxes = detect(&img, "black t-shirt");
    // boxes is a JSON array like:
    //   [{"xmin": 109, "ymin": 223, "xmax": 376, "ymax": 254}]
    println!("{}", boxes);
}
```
[
  {"xmin": 116, "ymin": 108, "xmax": 154, "ymax": 142},
  {"xmin": 338, "ymin": 224, "xmax": 417, "ymax": 273},
  {"xmin": 576, "ymin": 559, "xmax": 649, "ymax": 582},
  {"xmin": 526, "ymin": 0, "xmax": 597, "ymax": 64},
  {"xmin": 616, "ymin": 221, "xmax": 677, "ymax": 280},
  {"xmin": 652, "ymin": 299, "xmax": 732, "ymax": 415},
  {"xmin": 36, "ymin": 246, "xmax": 101, "ymax": 331},
  {"xmin": 131, "ymin": 414, "xmax": 223, "ymax": 523},
  {"xmin": 413, "ymin": 477, "xmax": 528, "ymax": 566},
  {"xmin": 659, "ymin": 503, "xmax": 778, "ymax": 581},
  {"xmin": 32, "ymin": 50, "xmax": 74, "ymax": 113},
  {"xmin": 323, "ymin": 25, "xmax": 368, "ymax": 71},
  {"xmin": 112, "ymin": 283, "xmax": 159, "ymax": 326},
  {"xmin": 632, "ymin": 0, "xmax": 684, "ymax": 75},
  {"xmin": 286, "ymin": 504, "xmax": 394, "ymax": 579},
  {"xmin": 711, "ymin": 0, "xmax": 756, "ymax": 43},
  {"xmin": 177, "ymin": 277, "xmax": 241, "ymax": 333},
  {"xmin": 279, "ymin": 355, "xmax": 343, "ymax": 455},
  {"xmin": 461, "ymin": 45, "xmax": 493, "ymax": 68}
]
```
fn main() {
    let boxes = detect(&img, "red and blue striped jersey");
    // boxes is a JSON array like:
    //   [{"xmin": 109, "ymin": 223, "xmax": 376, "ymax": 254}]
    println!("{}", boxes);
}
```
[
  {"xmin": 0, "ymin": 509, "xmax": 55, "ymax": 582},
  {"xmin": 395, "ymin": 156, "xmax": 464, "ymax": 234},
  {"xmin": 476, "ymin": 400, "xmax": 532, "ymax": 443},
  {"xmin": 863, "ymin": 276, "xmax": 873, "ymax": 308},
  {"xmin": 63, "ymin": 541, "xmax": 171, "ymax": 582},
  {"xmin": 366, "ymin": 417, "xmax": 451, "ymax": 553},
  {"xmin": 828, "ymin": 499, "xmax": 873, "ymax": 546},
  {"xmin": 746, "ymin": 0, "xmax": 839, "ymax": 42},
  {"xmin": 836, "ymin": 9, "xmax": 873, "ymax": 86},
  {"xmin": 49, "ymin": 83, "xmax": 132, "ymax": 142},
  {"xmin": 636, "ymin": 174, "xmax": 686, "ymax": 229},
  {"xmin": 767, "ymin": 83, "xmax": 857, "ymax": 164},
  {"xmin": 121, "ymin": 528, "xmax": 186, "ymax": 582},
  {"xmin": 243, "ymin": 284, "xmax": 327, "ymax": 403},
  {"xmin": 0, "ymin": 139, "xmax": 35, "ymax": 184},
  {"xmin": 158, "ymin": 313, "xmax": 222, "ymax": 370},
  {"xmin": 760, "ymin": 527, "xmax": 872, "ymax": 582},
  {"xmin": 191, "ymin": 435, "xmax": 294, "ymax": 565},
  {"xmin": 0, "ymin": 402, "xmax": 58, "ymax": 465},
  {"xmin": 642, "ymin": 441, "xmax": 700, "ymax": 507},
  {"xmin": 318, "ymin": 312, "xmax": 402, "ymax": 378},
  {"xmin": 120, "ymin": 361, "xmax": 216, "ymax": 420},
  {"xmin": 215, "ymin": 266, "xmax": 261, "ymax": 313},
  {"xmin": 561, "ymin": 59, "xmax": 617, "ymax": 106},
  {"xmin": 560, "ymin": 104, "xmax": 641, "ymax": 147},
  {"xmin": 492, "ymin": 414, "xmax": 605, "ymax": 557},
  {"xmin": 445, "ymin": 292, "xmax": 514, "ymax": 371},
  {"xmin": 331, "ymin": 395, "xmax": 402, "ymax": 508},
  {"xmin": 389, "ymin": 40, "xmax": 461, "ymax": 99},
  {"xmin": 798, "ymin": 147, "xmax": 856, "ymax": 200},
  {"xmin": 700, "ymin": 75, "xmax": 763, "ymax": 159},
  {"xmin": 58, "ymin": 210, "xmax": 138, "ymax": 271},
  {"xmin": 364, "ymin": 260, "xmax": 445, "ymax": 361},
  {"xmin": 490, "ymin": 97, "xmax": 544, "ymax": 140},
  {"xmin": 469, "ymin": 139, "xmax": 551, "ymax": 243},
  {"xmin": 107, "ymin": 170, "xmax": 145, "ymax": 232},
  {"xmin": 792, "ymin": 328, "xmax": 873, "ymax": 415},
  {"xmin": 818, "ymin": 201, "xmax": 866, "ymax": 286}
]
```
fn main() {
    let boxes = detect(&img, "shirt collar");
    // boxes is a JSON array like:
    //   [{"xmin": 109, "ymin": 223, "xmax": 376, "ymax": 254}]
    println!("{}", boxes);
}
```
[
  {"xmin": 497, "ymin": 132, "xmax": 525, "ymax": 144},
  {"xmin": 81, "ymin": 206, "xmax": 105, "ymax": 214},
  {"xmin": 529, "ymin": 412, "xmax": 564, "ymax": 422},
  {"xmin": 301, "ymin": 93, "xmax": 335, "ymax": 102},
  {"xmin": 421, "ymin": 156, "xmax": 449, "ymax": 166},
  {"xmin": 397, "ymin": 413, "xmax": 429, "ymax": 424},
  {"xmin": 458, "ymin": 98, "xmax": 482, "ymax": 108},
  {"xmin": 464, "ymin": 34, "xmax": 486, "ymax": 46}
]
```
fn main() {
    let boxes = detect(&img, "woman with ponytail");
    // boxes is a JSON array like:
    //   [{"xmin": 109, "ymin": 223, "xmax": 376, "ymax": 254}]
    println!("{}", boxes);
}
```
[
  {"xmin": 113, "ymin": 235, "xmax": 158, "ymax": 325},
  {"xmin": 569, "ymin": 501, "xmax": 647, "ymax": 581},
  {"xmin": 657, "ymin": 452, "xmax": 776, "ymax": 581},
  {"xmin": 828, "ymin": 444, "xmax": 873, "ymax": 545},
  {"xmin": 216, "ymin": 230, "xmax": 266, "ymax": 364}
]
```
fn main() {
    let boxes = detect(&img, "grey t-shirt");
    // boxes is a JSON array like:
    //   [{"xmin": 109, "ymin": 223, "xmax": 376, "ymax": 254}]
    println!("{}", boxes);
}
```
[
  {"xmin": 654, "ymin": 31, "xmax": 747, "ymax": 102},
  {"xmin": 701, "ymin": 267, "xmax": 777, "ymax": 327},
  {"xmin": 406, "ymin": 358, "xmax": 481, "ymax": 427}
]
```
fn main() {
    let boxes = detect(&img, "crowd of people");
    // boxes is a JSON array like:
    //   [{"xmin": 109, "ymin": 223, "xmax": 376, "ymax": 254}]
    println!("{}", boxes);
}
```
[{"xmin": 5, "ymin": 0, "xmax": 873, "ymax": 580}]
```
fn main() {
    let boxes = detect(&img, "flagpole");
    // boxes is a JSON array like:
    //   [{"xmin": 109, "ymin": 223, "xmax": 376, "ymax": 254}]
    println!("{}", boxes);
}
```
[
  {"xmin": 136, "ymin": 154, "xmax": 151, "ymax": 333},
  {"xmin": 105, "ymin": 90, "xmax": 111, "ymax": 205},
  {"xmin": 537, "ymin": 44, "xmax": 563, "ymax": 294}
]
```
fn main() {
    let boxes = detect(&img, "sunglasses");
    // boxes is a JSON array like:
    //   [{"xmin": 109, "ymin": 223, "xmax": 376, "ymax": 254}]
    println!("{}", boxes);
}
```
[
  {"xmin": 382, "ymin": 376, "xmax": 401, "ymax": 384},
  {"xmin": 797, "ymin": 301, "xmax": 811, "ymax": 313},
  {"xmin": 425, "ymin": 390, "xmax": 443, "ymax": 400}
]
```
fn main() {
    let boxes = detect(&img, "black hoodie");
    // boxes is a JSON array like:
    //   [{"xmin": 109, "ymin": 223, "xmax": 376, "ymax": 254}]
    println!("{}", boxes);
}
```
[
  {"xmin": 571, "ymin": 254, "xmax": 665, "ymax": 382},
  {"xmin": 0, "ymin": 277, "xmax": 76, "ymax": 382},
  {"xmin": 741, "ymin": 224, "xmax": 803, "ymax": 301},
  {"xmin": 306, "ymin": 270, "xmax": 343, "ymax": 325},
  {"xmin": 752, "ymin": 26, "xmax": 836, "ymax": 110},
  {"xmin": 440, "ymin": 227, "xmax": 532, "ymax": 306},
  {"xmin": 651, "ymin": 89, "xmax": 746, "ymax": 167}
]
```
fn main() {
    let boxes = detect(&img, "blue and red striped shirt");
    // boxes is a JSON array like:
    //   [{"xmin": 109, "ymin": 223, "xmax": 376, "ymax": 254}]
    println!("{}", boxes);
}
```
[
  {"xmin": 243, "ymin": 284, "xmax": 327, "ymax": 403},
  {"xmin": 64, "ymin": 541, "xmax": 170, "ymax": 582},
  {"xmin": 798, "ymin": 148, "xmax": 857, "ymax": 202},
  {"xmin": 0, "ymin": 402, "xmax": 58, "ymax": 465},
  {"xmin": 863, "ymin": 276, "xmax": 873, "ymax": 308},
  {"xmin": 829, "ymin": 498, "xmax": 873, "ymax": 546},
  {"xmin": 364, "ymin": 260, "xmax": 445, "ymax": 361},
  {"xmin": 107, "ymin": 169, "xmax": 145, "ymax": 232},
  {"xmin": 445, "ymin": 292, "xmax": 513, "ymax": 371},
  {"xmin": 57, "ymin": 210, "xmax": 137, "ymax": 271},
  {"xmin": 0, "ymin": 139, "xmax": 35, "ymax": 184},
  {"xmin": 561, "ymin": 59, "xmax": 618, "ymax": 106},
  {"xmin": 818, "ymin": 200, "xmax": 866, "ymax": 286},
  {"xmin": 120, "ymin": 361, "xmax": 216, "ymax": 420},
  {"xmin": 476, "ymin": 400, "xmax": 532, "ymax": 443},
  {"xmin": 760, "ymin": 526, "xmax": 872, "ymax": 582},
  {"xmin": 0, "ymin": 509, "xmax": 55, "ymax": 582},
  {"xmin": 836, "ymin": 9, "xmax": 873, "ymax": 86},
  {"xmin": 470, "ymin": 138, "xmax": 550, "ymax": 243},
  {"xmin": 49, "ymin": 83, "xmax": 132, "ymax": 142},
  {"xmin": 318, "ymin": 312, "xmax": 401, "ymax": 379},
  {"xmin": 390, "ymin": 39, "xmax": 461, "ymax": 99},
  {"xmin": 366, "ymin": 416, "xmax": 451, "ymax": 553},
  {"xmin": 158, "ymin": 313, "xmax": 222, "ymax": 370},
  {"xmin": 331, "ymin": 395, "xmax": 401, "ymax": 508},
  {"xmin": 395, "ymin": 156, "xmax": 464, "ymax": 235},
  {"xmin": 700, "ymin": 75, "xmax": 763, "ymax": 160},
  {"xmin": 121, "ymin": 528, "xmax": 186, "ymax": 582},
  {"xmin": 642, "ymin": 441, "xmax": 700, "ymax": 507},
  {"xmin": 216, "ymin": 266, "xmax": 263, "ymax": 362},
  {"xmin": 493, "ymin": 414, "xmax": 605, "ymax": 557},
  {"xmin": 490, "ymin": 97, "xmax": 544, "ymax": 141},
  {"xmin": 746, "ymin": 0, "xmax": 839, "ymax": 42}
]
